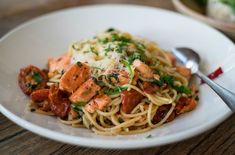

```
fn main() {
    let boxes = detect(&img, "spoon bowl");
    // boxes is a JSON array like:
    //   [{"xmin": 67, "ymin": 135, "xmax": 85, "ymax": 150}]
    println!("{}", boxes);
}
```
[
  {"xmin": 172, "ymin": 47, "xmax": 235, "ymax": 111},
  {"xmin": 172, "ymin": 47, "xmax": 200, "ymax": 73}
]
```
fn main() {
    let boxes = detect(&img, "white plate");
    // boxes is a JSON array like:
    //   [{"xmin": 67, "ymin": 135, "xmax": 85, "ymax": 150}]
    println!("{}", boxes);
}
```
[{"xmin": 0, "ymin": 4, "xmax": 235, "ymax": 149}]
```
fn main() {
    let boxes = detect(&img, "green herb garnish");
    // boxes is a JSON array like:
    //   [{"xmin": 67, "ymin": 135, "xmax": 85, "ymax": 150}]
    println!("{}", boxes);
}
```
[
  {"xmin": 104, "ymin": 44, "xmax": 112, "ymax": 56},
  {"xmin": 121, "ymin": 60, "xmax": 134, "ymax": 84},
  {"xmin": 90, "ymin": 46, "xmax": 98, "ymax": 56},
  {"xmin": 116, "ymin": 41, "xmax": 128, "ymax": 53},
  {"xmin": 106, "ymin": 28, "xmax": 115, "ymax": 32},
  {"xmin": 107, "ymin": 73, "xmax": 119, "ymax": 83},
  {"xmin": 127, "ymin": 52, "xmax": 145, "ymax": 64},
  {"xmin": 160, "ymin": 75, "xmax": 174, "ymax": 87},
  {"xmin": 72, "ymin": 104, "xmax": 84, "ymax": 113},
  {"xmin": 73, "ymin": 102, "xmax": 87, "ymax": 106},
  {"xmin": 151, "ymin": 75, "xmax": 192, "ymax": 94},
  {"xmin": 77, "ymin": 61, "xmax": 83, "ymax": 67},
  {"xmin": 32, "ymin": 73, "xmax": 43, "ymax": 83},
  {"xmin": 98, "ymin": 37, "xmax": 108, "ymax": 44},
  {"xmin": 146, "ymin": 135, "xmax": 153, "ymax": 138},
  {"xmin": 111, "ymin": 33, "xmax": 119, "ymax": 42},
  {"xmin": 174, "ymin": 85, "xmax": 192, "ymax": 94}
]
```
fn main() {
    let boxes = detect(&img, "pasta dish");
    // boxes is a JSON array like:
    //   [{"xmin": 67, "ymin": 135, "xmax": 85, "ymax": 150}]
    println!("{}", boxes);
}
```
[{"xmin": 18, "ymin": 29, "xmax": 198, "ymax": 135}]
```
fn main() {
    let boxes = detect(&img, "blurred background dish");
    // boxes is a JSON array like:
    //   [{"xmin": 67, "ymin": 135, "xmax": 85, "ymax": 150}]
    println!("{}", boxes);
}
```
[{"xmin": 172, "ymin": 0, "xmax": 235, "ymax": 40}]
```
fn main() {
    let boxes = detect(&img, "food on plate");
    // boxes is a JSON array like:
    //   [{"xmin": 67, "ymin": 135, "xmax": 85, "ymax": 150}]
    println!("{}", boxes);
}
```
[
  {"xmin": 18, "ymin": 29, "xmax": 199, "ymax": 135},
  {"xmin": 195, "ymin": 0, "xmax": 235, "ymax": 23}
]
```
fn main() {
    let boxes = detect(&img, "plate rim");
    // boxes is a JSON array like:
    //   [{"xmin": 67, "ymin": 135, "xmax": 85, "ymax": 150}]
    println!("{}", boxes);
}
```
[{"xmin": 0, "ymin": 4, "xmax": 234, "ymax": 149}]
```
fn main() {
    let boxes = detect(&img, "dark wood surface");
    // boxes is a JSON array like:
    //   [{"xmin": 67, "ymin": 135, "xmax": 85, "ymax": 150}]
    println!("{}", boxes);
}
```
[{"xmin": 0, "ymin": 0, "xmax": 235, "ymax": 154}]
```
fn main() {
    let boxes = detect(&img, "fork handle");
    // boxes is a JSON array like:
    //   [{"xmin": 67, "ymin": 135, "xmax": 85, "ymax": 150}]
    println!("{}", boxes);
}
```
[{"xmin": 196, "ymin": 71, "xmax": 235, "ymax": 111}]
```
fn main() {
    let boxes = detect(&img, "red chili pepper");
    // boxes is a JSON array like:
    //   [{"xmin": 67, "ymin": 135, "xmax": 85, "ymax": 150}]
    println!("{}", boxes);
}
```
[{"xmin": 201, "ymin": 67, "xmax": 223, "ymax": 84}]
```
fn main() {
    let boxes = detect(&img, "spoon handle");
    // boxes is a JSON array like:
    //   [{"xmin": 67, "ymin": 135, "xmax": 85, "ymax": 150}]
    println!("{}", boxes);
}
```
[{"xmin": 196, "ymin": 71, "xmax": 235, "ymax": 111}]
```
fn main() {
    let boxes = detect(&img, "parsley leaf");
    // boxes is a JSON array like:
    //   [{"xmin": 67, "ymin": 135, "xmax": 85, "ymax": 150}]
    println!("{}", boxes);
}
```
[
  {"xmin": 32, "ymin": 73, "xmax": 43, "ymax": 83},
  {"xmin": 151, "ymin": 75, "xmax": 192, "ymax": 94},
  {"xmin": 146, "ymin": 135, "xmax": 153, "ymax": 138},
  {"xmin": 104, "ymin": 44, "xmax": 112, "ymax": 56},
  {"xmin": 121, "ymin": 60, "xmax": 134, "ymax": 84},
  {"xmin": 174, "ymin": 85, "xmax": 192, "ymax": 94},
  {"xmin": 76, "ymin": 61, "xmax": 83, "ymax": 67},
  {"xmin": 160, "ymin": 75, "xmax": 174, "ymax": 87},
  {"xmin": 72, "ymin": 104, "xmax": 83, "ymax": 113},
  {"xmin": 106, "ymin": 28, "xmax": 115, "ymax": 32}
]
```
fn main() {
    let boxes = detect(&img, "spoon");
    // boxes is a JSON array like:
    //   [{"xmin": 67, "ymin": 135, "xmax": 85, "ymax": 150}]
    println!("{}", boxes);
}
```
[{"xmin": 172, "ymin": 47, "xmax": 235, "ymax": 111}]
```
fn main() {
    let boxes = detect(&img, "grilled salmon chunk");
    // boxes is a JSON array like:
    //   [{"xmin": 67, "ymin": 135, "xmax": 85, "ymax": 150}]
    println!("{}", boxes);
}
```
[{"xmin": 59, "ymin": 62, "xmax": 91, "ymax": 93}]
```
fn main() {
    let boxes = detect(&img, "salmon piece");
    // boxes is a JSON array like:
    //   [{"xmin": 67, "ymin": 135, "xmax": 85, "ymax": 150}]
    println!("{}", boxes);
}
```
[
  {"xmin": 133, "ymin": 59, "xmax": 153, "ymax": 79},
  {"xmin": 175, "ymin": 97, "xmax": 197, "ymax": 115},
  {"xmin": 118, "ymin": 70, "xmax": 129, "ymax": 85},
  {"xmin": 48, "ymin": 53, "xmax": 71, "ymax": 74},
  {"xmin": 166, "ymin": 52, "xmax": 176, "ymax": 66},
  {"xmin": 85, "ymin": 94, "xmax": 111, "ymax": 113},
  {"xmin": 93, "ymin": 94, "xmax": 111, "ymax": 110},
  {"xmin": 69, "ymin": 79, "xmax": 101, "ymax": 103},
  {"xmin": 118, "ymin": 76, "xmax": 129, "ymax": 85},
  {"xmin": 69, "ymin": 108, "xmax": 78, "ymax": 119},
  {"xmin": 132, "ymin": 71, "xmax": 139, "ymax": 85},
  {"xmin": 84, "ymin": 100, "xmax": 98, "ymax": 113},
  {"xmin": 176, "ymin": 66, "xmax": 191, "ymax": 80},
  {"xmin": 59, "ymin": 62, "xmax": 91, "ymax": 93}
]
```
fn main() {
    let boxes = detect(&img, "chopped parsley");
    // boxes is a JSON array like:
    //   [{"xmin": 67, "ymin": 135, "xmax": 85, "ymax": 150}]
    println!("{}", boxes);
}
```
[
  {"xmin": 111, "ymin": 33, "xmax": 119, "ymax": 42},
  {"xmin": 127, "ymin": 51, "xmax": 145, "ymax": 64},
  {"xmin": 146, "ymin": 135, "xmax": 153, "ymax": 138},
  {"xmin": 32, "ymin": 72, "xmax": 43, "ymax": 83},
  {"xmin": 76, "ymin": 61, "xmax": 83, "ymax": 67},
  {"xmin": 104, "ymin": 44, "xmax": 112, "ymax": 56},
  {"xmin": 73, "ymin": 102, "xmax": 87, "ymax": 106},
  {"xmin": 151, "ymin": 75, "xmax": 192, "ymax": 94},
  {"xmin": 107, "ymin": 73, "xmax": 119, "ymax": 83},
  {"xmin": 116, "ymin": 41, "xmax": 128, "ymax": 53},
  {"xmin": 121, "ymin": 60, "xmax": 134, "ymax": 84},
  {"xmin": 72, "ymin": 104, "xmax": 83, "ymax": 112},
  {"xmin": 160, "ymin": 75, "xmax": 174, "ymax": 87},
  {"xmin": 90, "ymin": 46, "xmax": 98, "ymax": 55},
  {"xmin": 174, "ymin": 85, "xmax": 192, "ymax": 94},
  {"xmin": 98, "ymin": 37, "xmax": 108, "ymax": 44},
  {"xmin": 106, "ymin": 28, "xmax": 115, "ymax": 32},
  {"xmin": 71, "ymin": 104, "xmax": 84, "ymax": 117}
]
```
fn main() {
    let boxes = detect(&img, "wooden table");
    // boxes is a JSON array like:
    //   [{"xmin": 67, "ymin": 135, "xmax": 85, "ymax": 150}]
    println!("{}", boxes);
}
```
[{"xmin": 0, "ymin": 0, "xmax": 235, "ymax": 154}]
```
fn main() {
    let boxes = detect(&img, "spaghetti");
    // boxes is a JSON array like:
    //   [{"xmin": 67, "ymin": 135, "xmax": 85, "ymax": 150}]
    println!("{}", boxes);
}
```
[{"xmin": 18, "ymin": 29, "xmax": 199, "ymax": 135}]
